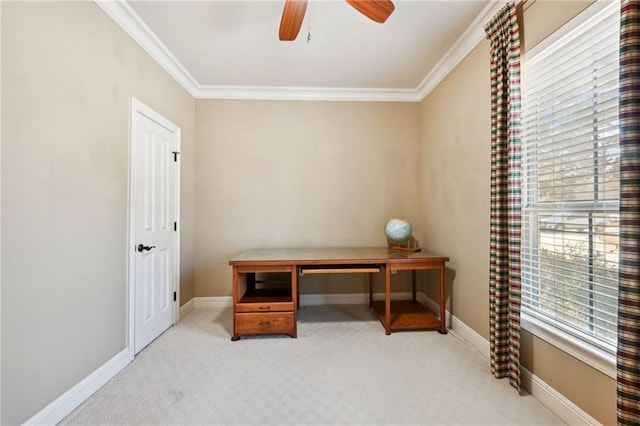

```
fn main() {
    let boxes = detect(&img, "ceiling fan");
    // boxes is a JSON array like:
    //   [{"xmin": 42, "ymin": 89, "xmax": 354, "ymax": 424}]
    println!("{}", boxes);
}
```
[{"xmin": 279, "ymin": 0, "xmax": 395, "ymax": 41}]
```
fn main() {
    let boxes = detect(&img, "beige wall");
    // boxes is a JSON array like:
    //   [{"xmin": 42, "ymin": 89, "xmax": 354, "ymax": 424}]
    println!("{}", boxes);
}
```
[
  {"xmin": 194, "ymin": 100, "xmax": 420, "ymax": 297},
  {"xmin": 1, "ymin": 2, "xmax": 195, "ymax": 424},
  {"xmin": 418, "ymin": 39, "xmax": 492, "ymax": 337},
  {"xmin": 418, "ymin": 1, "xmax": 615, "ymax": 424}
]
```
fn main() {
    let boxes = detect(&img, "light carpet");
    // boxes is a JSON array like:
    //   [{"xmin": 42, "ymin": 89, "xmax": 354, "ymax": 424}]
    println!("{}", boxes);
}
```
[{"xmin": 62, "ymin": 305, "xmax": 564, "ymax": 425}]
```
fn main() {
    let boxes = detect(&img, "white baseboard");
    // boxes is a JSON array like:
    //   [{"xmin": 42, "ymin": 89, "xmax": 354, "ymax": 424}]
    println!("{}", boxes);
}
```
[
  {"xmin": 300, "ymin": 291, "xmax": 413, "ymax": 306},
  {"xmin": 449, "ymin": 313, "xmax": 490, "ymax": 357},
  {"xmin": 521, "ymin": 366, "xmax": 600, "ymax": 425},
  {"xmin": 193, "ymin": 296, "xmax": 232, "ymax": 309},
  {"xmin": 178, "ymin": 298, "xmax": 195, "ymax": 320},
  {"xmin": 420, "ymin": 294, "xmax": 599, "ymax": 426},
  {"xmin": 23, "ymin": 348, "xmax": 132, "ymax": 425},
  {"xmin": 190, "ymin": 292, "xmax": 415, "ymax": 309}
]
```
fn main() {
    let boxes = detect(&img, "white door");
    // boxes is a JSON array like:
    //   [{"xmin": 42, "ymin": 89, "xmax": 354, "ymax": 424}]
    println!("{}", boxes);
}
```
[{"xmin": 130, "ymin": 98, "xmax": 180, "ymax": 355}]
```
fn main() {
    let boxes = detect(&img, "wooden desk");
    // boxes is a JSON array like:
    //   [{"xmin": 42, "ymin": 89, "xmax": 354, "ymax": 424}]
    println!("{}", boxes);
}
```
[{"xmin": 229, "ymin": 247, "xmax": 449, "ymax": 340}]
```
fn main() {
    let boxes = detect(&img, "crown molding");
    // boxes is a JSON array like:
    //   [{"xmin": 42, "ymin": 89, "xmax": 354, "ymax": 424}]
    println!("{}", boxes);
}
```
[
  {"xmin": 96, "ymin": 0, "xmax": 506, "ymax": 103},
  {"xmin": 416, "ymin": 0, "xmax": 507, "ymax": 101},
  {"xmin": 195, "ymin": 85, "xmax": 420, "ymax": 102},
  {"xmin": 95, "ymin": 0, "xmax": 199, "ymax": 97}
]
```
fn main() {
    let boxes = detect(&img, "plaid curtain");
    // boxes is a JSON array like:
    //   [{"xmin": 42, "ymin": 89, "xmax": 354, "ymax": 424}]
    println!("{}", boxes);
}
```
[
  {"xmin": 617, "ymin": 1, "xmax": 640, "ymax": 424},
  {"xmin": 484, "ymin": 2, "xmax": 522, "ymax": 392}
]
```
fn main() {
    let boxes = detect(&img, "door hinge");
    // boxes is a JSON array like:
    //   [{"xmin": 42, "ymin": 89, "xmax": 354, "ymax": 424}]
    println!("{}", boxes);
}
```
[
  {"xmin": 172, "ymin": 151, "xmax": 180, "ymax": 162},
  {"xmin": 174, "ymin": 221, "xmax": 177, "ymax": 231},
  {"xmin": 173, "ymin": 291, "xmax": 177, "ymax": 302}
]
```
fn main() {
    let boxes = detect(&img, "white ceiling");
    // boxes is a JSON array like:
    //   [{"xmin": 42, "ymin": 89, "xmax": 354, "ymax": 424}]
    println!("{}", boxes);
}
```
[{"xmin": 101, "ymin": 1, "xmax": 503, "ymax": 101}]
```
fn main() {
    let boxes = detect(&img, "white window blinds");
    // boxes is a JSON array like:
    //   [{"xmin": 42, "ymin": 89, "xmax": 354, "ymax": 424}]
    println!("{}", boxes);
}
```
[{"xmin": 521, "ymin": 2, "xmax": 620, "ymax": 351}]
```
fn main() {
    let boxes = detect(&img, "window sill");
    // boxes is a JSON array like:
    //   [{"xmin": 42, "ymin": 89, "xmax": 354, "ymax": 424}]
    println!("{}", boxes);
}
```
[{"xmin": 521, "ymin": 313, "xmax": 616, "ymax": 379}]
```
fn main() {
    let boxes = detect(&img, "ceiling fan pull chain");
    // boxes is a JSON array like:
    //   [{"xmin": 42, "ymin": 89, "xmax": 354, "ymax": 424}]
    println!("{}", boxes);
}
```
[{"xmin": 307, "ymin": 1, "xmax": 312, "ymax": 43}]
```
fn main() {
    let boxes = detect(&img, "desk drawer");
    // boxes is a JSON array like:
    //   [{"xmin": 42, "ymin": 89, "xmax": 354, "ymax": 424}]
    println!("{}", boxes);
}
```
[
  {"xmin": 235, "ymin": 301, "xmax": 294, "ymax": 313},
  {"xmin": 235, "ymin": 312, "xmax": 294, "ymax": 336}
]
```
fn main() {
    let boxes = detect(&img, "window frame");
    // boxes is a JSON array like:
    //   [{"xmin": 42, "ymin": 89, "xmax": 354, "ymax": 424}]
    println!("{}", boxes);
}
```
[{"xmin": 520, "ymin": 0, "xmax": 619, "ymax": 379}]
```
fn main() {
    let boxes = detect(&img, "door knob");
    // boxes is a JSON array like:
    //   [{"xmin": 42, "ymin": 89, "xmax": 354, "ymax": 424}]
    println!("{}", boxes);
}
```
[{"xmin": 137, "ymin": 244, "xmax": 156, "ymax": 252}]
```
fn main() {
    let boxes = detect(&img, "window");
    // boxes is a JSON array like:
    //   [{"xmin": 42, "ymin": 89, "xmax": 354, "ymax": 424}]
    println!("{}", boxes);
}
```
[{"xmin": 521, "ymin": 0, "xmax": 620, "ymax": 366}]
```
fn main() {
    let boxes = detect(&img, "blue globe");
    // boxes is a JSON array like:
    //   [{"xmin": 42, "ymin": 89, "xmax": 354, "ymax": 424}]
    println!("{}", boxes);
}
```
[{"xmin": 385, "ymin": 218, "xmax": 412, "ymax": 244}]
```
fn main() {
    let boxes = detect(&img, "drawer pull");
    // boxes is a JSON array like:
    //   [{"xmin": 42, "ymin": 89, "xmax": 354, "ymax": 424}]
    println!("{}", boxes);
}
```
[
  {"xmin": 259, "ymin": 306, "xmax": 271, "ymax": 311},
  {"xmin": 259, "ymin": 321, "xmax": 272, "ymax": 326}
]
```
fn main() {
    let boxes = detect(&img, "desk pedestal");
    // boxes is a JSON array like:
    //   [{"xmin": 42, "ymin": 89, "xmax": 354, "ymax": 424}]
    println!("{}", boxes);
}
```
[{"xmin": 372, "ymin": 300, "xmax": 442, "ymax": 331}]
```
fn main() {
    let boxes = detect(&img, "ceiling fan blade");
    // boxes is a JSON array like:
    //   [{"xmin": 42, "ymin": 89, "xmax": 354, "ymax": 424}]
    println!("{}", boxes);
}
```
[
  {"xmin": 279, "ymin": 0, "xmax": 309, "ymax": 41},
  {"xmin": 345, "ymin": 0, "xmax": 395, "ymax": 23}
]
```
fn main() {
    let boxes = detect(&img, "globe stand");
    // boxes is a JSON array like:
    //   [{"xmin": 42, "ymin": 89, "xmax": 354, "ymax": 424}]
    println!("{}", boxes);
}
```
[{"xmin": 387, "ymin": 235, "xmax": 421, "ymax": 252}]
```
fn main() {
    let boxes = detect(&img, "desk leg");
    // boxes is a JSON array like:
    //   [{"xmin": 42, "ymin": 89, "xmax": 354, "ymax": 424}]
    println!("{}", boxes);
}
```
[
  {"xmin": 412, "ymin": 270, "xmax": 417, "ymax": 303},
  {"xmin": 369, "ymin": 272, "xmax": 373, "ymax": 307},
  {"xmin": 384, "ymin": 266, "xmax": 391, "ymax": 335},
  {"xmin": 231, "ymin": 267, "xmax": 240, "ymax": 341},
  {"xmin": 439, "ymin": 264, "xmax": 448, "ymax": 334},
  {"xmin": 296, "ymin": 267, "xmax": 300, "ymax": 310},
  {"xmin": 292, "ymin": 269, "xmax": 298, "ymax": 338}
]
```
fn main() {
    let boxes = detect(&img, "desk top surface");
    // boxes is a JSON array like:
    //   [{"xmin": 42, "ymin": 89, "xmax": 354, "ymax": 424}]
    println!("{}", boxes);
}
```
[{"xmin": 229, "ymin": 247, "xmax": 449, "ymax": 265}]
